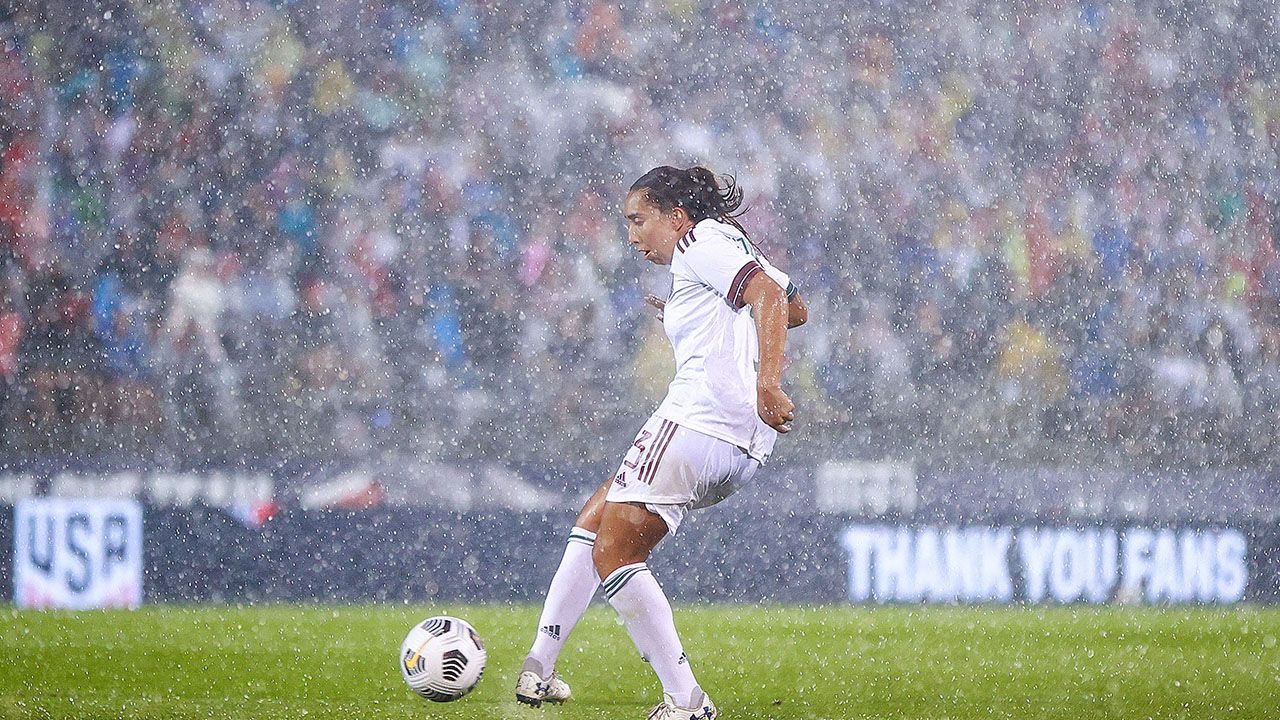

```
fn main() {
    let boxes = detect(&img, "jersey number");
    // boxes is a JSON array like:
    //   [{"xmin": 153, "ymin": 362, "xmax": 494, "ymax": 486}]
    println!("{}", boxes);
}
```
[
  {"xmin": 621, "ymin": 430, "xmax": 653, "ymax": 470},
  {"xmin": 736, "ymin": 237, "xmax": 761, "ymax": 262}
]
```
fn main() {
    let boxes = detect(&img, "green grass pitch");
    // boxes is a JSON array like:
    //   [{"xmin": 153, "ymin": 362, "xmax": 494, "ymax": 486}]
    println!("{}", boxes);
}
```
[{"xmin": 2, "ymin": 604, "xmax": 1279, "ymax": 719}]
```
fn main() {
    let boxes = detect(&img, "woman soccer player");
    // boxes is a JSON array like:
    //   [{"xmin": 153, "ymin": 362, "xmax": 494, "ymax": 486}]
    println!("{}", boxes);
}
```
[{"xmin": 515, "ymin": 166, "xmax": 807, "ymax": 719}]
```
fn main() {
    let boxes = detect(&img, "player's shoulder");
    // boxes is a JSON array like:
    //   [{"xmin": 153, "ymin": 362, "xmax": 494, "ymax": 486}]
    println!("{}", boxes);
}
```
[{"xmin": 676, "ymin": 219, "xmax": 743, "ymax": 256}]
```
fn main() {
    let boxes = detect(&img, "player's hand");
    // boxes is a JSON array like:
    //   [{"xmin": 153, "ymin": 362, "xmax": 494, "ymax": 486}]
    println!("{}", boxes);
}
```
[
  {"xmin": 757, "ymin": 383, "xmax": 795, "ymax": 433},
  {"xmin": 644, "ymin": 294, "xmax": 666, "ymax": 322}
]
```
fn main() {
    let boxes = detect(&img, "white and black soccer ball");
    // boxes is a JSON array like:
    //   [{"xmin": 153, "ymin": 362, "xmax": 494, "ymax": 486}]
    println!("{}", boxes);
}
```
[{"xmin": 399, "ymin": 615, "xmax": 487, "ymax": 702}]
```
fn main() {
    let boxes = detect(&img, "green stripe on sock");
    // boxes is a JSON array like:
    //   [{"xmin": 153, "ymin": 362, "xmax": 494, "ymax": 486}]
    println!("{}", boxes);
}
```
[
  {"xmin": 602, "ymin": 568, "xmax": 636, "ymax": 595},
  {"xmin": 603, "ymin": 566, "xmax": 647, "ymax": 598}
]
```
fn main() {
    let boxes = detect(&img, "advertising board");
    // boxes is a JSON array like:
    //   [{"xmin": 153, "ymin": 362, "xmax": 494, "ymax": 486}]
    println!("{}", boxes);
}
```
[
  {"xmin": 840, "ymin": 524, "xmax": 1249, "ymax": 604},
  {"xmin": 12, "ymin": 498, "xmax": 144, "ymax": 609}
]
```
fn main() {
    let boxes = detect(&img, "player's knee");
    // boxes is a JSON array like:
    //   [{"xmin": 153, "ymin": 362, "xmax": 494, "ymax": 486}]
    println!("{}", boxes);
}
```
[
  {"xmin": 574, "ymin": 511, "xmax": 601, "ymax": 536},
  {"xmin": 591, "ymin": 533, "xmax": 627, "ymax": 579},
  {"xmin": 591, "ymin": 536, "xmax": 613, "ymax": 577},
  {"xmin": 573, "ymin": 482, "xmax": 609, "ymax": 533}
]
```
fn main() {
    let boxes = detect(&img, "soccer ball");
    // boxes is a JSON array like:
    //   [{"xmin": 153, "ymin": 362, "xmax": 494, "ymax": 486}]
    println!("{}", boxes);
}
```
[{"xmin": 399, "ymin": 616, "xmax": 487, "ymax": 702}]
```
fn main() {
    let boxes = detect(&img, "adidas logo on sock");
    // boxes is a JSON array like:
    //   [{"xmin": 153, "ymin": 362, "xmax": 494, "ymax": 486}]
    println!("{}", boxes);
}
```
[
  {"xmin": 678, "ymin": 651, "xmax": 689, "ymax": 665},
  {"xmin": 541, "ymin": 624, "xmax": 561, "ymax": 640}
]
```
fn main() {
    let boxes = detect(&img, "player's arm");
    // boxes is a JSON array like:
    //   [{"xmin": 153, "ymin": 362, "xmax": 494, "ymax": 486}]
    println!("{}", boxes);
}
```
[
  {"xmin": 785, "ymin": 282, "xmax": 808, "ymax": 329},
  {"xmin": 742, "ymin": 272, "xmax": 794, "ymax": 433},
  {"xmin": 755, "ymin": 253, "xmax": 806, "ymax": 329},
  {"xmin": 679, "ymin": 230, "xmax": 796, "ymax": 431}
]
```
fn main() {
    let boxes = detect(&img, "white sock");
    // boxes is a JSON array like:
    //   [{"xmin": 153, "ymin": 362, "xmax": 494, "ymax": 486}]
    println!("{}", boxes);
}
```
[
  {"xmin": 602, "ymin": 562, "xmax": 703, "ymax": 709},
  {"xmin": 524, "ymin": 527, "xmax": 599, "ymax": 678}
]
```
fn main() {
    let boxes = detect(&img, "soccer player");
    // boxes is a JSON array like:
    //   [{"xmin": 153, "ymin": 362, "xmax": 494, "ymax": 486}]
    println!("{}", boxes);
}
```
[{"xmin": 516, "ymin": 166, "xmax": 807, "ymax": 719}]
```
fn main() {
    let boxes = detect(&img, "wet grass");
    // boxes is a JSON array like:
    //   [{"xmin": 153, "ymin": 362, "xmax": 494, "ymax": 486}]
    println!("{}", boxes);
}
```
[{"xmin": 1, "ymin": 604, "xmax": 1278, "ymax": 719}]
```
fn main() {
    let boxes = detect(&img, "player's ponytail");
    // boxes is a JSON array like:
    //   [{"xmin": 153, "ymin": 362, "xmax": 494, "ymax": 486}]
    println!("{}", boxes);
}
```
[
  {"xmin": 685, "ymin": 166, "xmax": 744, "ymax": 222},
  {"xmin": 630, "ymin": 165, "xmax": 748, "ymax": 227}
]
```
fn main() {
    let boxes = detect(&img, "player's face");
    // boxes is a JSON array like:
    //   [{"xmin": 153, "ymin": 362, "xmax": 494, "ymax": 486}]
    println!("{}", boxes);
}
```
[{"xmin": 623, "ymin": 191, "xmax": 682, "ymax": 266}]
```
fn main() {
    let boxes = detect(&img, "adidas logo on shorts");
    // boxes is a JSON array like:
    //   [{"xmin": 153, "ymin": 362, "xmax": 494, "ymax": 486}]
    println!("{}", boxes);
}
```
[
  {"xmin": 613, "ymin": 473, "xmax": 628, "ymax": 488},
  {"xmin": 541, "ymin": 624, "xmax": 561, "ymax": 640}
]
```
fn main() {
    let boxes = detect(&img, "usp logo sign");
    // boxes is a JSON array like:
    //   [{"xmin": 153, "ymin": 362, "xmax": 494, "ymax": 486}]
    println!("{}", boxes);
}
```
[{"xmin": 13, "ymin": 498, "xmax": 144, "ymax": 609}]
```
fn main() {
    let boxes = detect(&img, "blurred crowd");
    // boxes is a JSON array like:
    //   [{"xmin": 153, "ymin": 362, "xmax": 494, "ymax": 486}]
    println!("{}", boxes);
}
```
[{"xmin": 2, "ymin": 0, "xmax": 1279, "ymax": 471}]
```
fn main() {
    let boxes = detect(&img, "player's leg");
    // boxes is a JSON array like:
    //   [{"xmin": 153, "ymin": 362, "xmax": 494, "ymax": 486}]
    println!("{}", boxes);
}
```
[
  {"xmin": 594, "ymin": 500, "xmax": 713, "ymax": 716},
  {"xmin": 571, "ymin": 475, "xmax": 612, "ymax": 534},
  {"xmin": 516, "ymin": 476, "xmax": 612, "ymax": 706}
]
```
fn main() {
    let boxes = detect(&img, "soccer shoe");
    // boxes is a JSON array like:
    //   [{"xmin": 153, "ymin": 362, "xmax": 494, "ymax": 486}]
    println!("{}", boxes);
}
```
[
  {"xmin": 645, "ymin": 692, "xmax": 717, "ymax": 720},
  {"xmin": 514, "ymin": 670, "xmax": 571, "ymax": 707}
]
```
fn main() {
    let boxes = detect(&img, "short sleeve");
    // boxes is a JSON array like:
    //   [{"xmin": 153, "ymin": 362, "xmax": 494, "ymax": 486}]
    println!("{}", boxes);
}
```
[
  {"xmin": 678, "ymin": 228, "xmax": 766, "ymax": 309},
  {"xmin": 755, "ymin": 254, "xmax": 793, "ymax": 302}
]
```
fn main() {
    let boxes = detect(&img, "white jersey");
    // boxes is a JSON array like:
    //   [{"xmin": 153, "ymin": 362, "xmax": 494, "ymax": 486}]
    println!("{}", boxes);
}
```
[{"xmin": 653, "ymin": 218, "xmax": 794, "ymax": 464}]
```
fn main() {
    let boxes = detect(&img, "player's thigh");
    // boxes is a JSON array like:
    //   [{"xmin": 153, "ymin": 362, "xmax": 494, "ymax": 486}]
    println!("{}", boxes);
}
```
[
  {"xmin": 572, "ymin": 476, "xmax": 614, "ymax": 533},
  {"xmin": 592, "ymin": 501, "xmax": 668, "ymax": 578}
]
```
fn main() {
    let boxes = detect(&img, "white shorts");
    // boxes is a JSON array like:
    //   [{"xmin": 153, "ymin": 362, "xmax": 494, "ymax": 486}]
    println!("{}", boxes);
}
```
[{"xmin": 605, "ymin": 414, "xmax": 761, "ymax": 534}]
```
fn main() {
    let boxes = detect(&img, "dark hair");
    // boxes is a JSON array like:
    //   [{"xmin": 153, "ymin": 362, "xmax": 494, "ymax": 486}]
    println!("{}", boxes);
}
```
[{"xmin": 629, "ymin": 166, "xmax": 746, "ymax": 227}]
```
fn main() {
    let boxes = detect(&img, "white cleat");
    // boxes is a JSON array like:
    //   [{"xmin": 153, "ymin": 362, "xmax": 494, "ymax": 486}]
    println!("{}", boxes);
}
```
[
  {"xmin": 646, "ymin": 692, "xmax": 717, "ymax": 720},
  {"xmin": 514, "ymin": 670, "xmax": 571, "ymax": 707}
]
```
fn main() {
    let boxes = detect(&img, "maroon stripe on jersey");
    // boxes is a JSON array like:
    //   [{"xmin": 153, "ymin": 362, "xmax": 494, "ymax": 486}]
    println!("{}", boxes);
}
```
[
  {"xmin": 677, "ymin": 230, "xmax": 696, "ymax": 254},
  {"xmin": 639, "ymin": 420, "xmax": 678, "ymax": 485},
  {"xmin": 645, "ymin": 420, "xmax": 675, "ymax": 481},
  {"xmin": 639, "ymin": 423, "xmax": 675, "ymax": 485},
  {"xmin": 642, "ymin": 420, "xmax": 671, "ymax": 467},
  {"xmin": 728, "ymin": 261, "xmax": 764, "ymax": 309}
]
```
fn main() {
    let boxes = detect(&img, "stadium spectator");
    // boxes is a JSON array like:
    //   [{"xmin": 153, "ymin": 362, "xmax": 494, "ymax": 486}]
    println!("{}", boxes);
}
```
[{"xmin": 0, "ymin": 0, "xmax": 1278, "ymax": 472}]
